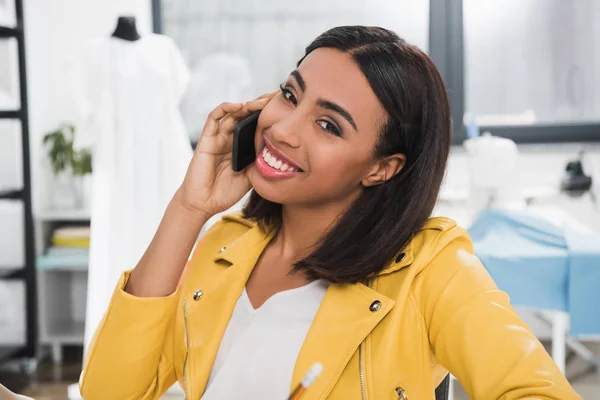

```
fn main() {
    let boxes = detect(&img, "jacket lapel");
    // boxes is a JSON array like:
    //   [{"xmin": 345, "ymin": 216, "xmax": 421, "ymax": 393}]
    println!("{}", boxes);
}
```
[
  {"xmin": 291, "ymin": 282, "xmax": 396, "ymax": 399},
  {"xmin": 187, "ymin": 224, "xmax": 276, "ymax": 397}
]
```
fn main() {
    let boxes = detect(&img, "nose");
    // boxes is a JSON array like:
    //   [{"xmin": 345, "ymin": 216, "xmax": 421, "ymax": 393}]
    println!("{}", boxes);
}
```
[{"xmin": 269, "ymin": 110, "xmax": 303, "ymax": 149}]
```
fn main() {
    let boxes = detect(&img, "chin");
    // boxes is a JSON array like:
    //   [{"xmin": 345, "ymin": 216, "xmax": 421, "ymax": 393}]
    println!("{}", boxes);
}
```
[{"xmin": 248, "ymin": 172, "xmax": 289, "ymax": 205}]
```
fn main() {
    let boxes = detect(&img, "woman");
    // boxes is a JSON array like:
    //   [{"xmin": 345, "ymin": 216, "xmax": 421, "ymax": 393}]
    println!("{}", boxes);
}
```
[{"xmin": 80, "ymin": 26, "xmax": 580, "ymax": 399}]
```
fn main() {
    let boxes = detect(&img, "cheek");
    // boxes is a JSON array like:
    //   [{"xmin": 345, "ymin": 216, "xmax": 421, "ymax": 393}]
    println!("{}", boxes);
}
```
[
  {"xmin": 254, "ymin": 100, "xmax": 282, "ymax": 151},
  {"xmin": 309, "ymin": 144, "xmax": 371, "ymax": 184}
]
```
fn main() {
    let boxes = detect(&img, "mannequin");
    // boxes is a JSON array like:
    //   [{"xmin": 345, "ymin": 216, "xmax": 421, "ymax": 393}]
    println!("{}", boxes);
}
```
[{"xmin": 111, "ymin": 16, "xmax": 141, "ymax": 41}]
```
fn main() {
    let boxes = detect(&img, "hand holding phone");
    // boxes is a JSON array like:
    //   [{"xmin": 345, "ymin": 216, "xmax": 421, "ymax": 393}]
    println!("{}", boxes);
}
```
[{"xmin": 177, "ymin": 91, "xmax": 277, "ymax": 218}]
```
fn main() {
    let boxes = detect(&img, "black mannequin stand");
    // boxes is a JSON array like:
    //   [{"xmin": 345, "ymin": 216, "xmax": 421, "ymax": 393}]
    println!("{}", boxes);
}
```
[{"xmin": 112, "ymin": 16, "xmax": 141, "ymax": 41}]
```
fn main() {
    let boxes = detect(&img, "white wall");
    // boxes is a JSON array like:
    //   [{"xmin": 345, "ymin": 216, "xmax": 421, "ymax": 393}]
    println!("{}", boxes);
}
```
[{"xmin": 23, "ymin": 0, "xmax": 152, "ymax": 212}]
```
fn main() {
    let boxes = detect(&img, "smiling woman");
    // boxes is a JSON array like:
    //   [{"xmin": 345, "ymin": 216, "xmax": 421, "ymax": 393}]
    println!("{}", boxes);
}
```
[
  {"xmin": 79, "ymin": 26, "xmax": 581, "ymax": 400},
  {"xmin": 245, "ymin": 27, "xmax": 449, "ymax": 283}
]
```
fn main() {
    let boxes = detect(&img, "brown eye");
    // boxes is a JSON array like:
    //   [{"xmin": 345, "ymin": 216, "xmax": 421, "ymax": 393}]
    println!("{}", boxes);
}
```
[
  {"xmin": 317, "ymin": 120, "xmax": 342, "ymax": 136},
  {"xmin": 279, "ymin": 84, "xmax": 297, "ymax": 106}
]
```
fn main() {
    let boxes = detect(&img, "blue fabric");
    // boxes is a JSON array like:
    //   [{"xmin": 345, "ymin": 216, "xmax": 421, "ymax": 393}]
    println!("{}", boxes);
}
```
[
  {"xmin": 468, "ymin": 209, "xmax": 600, "ymax": 336},
  {"xmin": 565, "ymin": 226, "xmax": 600, "ymax": 336},
  {"xmin": 36, "ymin": 250, "xmax": 89, "ymax": 271}
]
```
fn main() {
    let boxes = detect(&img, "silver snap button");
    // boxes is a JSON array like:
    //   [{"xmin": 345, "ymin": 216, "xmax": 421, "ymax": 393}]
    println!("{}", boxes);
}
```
[
  {"xmin": 369, "ymin": 300, "xmax": 381, "ymax": 312},
  {"xmin": 193, "ymin": 290, "xmax": 203, "ymax": 301},
  {"xmin": 395, "ymin": 386, "xmax": 407, "ymax": 399},
  {"xmin": 219, "ymin": 246, "xmax": 227, "ymax": 253}
]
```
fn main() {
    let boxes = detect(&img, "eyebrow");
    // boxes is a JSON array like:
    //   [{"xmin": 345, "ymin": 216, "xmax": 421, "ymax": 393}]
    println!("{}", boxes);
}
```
[
  {"xmin": 291, "ymin": 70, "xmax": 306, "ymax": 92},
  {"xmin": 290, "ymin": 70, "xmax": 358, "ymax": 131},
  {"xmin": 316, "ymin": 99, "xmax": 358, "ymax": 131}
]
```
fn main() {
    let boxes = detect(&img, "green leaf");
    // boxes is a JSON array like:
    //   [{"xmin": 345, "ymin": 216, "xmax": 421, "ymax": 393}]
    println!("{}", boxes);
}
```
[{"xmin": 43, "ymin": 124, "xmax": 92, "ymax": 177}]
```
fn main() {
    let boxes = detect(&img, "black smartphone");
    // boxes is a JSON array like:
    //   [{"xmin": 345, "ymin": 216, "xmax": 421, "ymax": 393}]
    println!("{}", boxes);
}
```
[{"xmin": 232, "ymin": 111, "xmax": 260, "ymax": 172}]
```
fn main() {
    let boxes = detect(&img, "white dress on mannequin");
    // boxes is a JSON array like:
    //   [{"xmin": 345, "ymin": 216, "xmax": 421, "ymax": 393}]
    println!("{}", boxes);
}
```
[{"xmin": 68, "ymin": 34, "xmax": 193, "ymax": 353}]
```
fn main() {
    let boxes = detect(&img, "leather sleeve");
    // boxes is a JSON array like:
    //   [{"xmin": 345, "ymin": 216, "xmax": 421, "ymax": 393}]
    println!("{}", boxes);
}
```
[
  {"xmin": 413, "ymin": 228, "xmax": 582, "ymax": 400},
  {"xmin": 79, "ymin": 270, "xmax": 179, "ymax": 400}
]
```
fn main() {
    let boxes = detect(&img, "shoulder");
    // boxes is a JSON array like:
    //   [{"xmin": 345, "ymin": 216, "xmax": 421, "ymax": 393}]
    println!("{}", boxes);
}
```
[
  {"xmin": 182, "ymin": 212, "xmax": 257, "ymax": 281},
  {"xmin": 408, "ymin": 216, "xmax": 475, "ymax": 274},
  {"xmin": 198, "ymin": 211, "xmax": 256, "ymax": 246},
  {"xmin": 409, "ymin": 216, "xmax": 497, "ymax": 300},
  {"xmin": 145, "ymin": 33, "xmax": 180, "ymax": 51}
]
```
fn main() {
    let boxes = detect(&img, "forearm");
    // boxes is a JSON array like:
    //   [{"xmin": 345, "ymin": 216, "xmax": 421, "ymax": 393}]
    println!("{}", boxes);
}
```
[
  {"xmin": 419, "ymin": 236, "xmax": 580, "ymax": 399},
  {"xmin": 80, "ymin": 272, "xmax": 179, "ymax": 399},
  {"xmin": 126, "ymin": 190, "xmax": 210, "ymax": 297}
]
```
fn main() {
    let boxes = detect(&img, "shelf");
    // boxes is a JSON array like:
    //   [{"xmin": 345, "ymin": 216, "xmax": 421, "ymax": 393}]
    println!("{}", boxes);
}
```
[
  {"xmin": 44, "ymin": 319, "xmax": 85, "ymax": 344},
  {"xmin": 0, "ymin": 110, "xmax": 21, "ymax": 119},
  {"xmin": 0, "ymin": 26, "xmax": 19, "ymax": 38},
  {"xmin": 37, "ymin": 254, "xmax": 88, "ymax": 272},
  {"xmin": 36, "ymin": 208, "xmax": 91, "ymax": 221},
  {"xmin": 0, "ymin": 189, "xmax": 23, "ymax": 200}
]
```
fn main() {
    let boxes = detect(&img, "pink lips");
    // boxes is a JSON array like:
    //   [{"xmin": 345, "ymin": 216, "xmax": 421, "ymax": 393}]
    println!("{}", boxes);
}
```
[
  {"xmin": 255, "ymin": 149, "xmax": 302, "ymax": 180},
  {"xmin": 263, "ymin": 137, "xmax": 303, "ymax": 171}
]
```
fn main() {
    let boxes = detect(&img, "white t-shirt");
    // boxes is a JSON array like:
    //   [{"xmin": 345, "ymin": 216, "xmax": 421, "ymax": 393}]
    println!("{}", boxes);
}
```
[{"xmin": 201, "ymin": 280, "xmax": 329, "ymax": 399}]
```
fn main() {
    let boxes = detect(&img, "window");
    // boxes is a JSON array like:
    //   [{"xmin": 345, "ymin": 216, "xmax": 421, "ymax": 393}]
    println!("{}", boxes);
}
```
[{"xmin": 463, "ymin": 0, "xmax": 600, "ymax": 142}]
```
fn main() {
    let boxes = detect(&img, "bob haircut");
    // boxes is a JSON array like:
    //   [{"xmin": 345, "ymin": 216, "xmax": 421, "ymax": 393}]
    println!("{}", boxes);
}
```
[{"xmin": 243, "ymin": 25, "xmax": 451, "ymax": 283}]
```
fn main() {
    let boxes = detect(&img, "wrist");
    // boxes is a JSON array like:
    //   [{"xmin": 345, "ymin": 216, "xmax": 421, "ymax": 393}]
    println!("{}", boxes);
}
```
[{"xmin": 172, "ymin": 189, "xmax": 213, "ymax": 224}]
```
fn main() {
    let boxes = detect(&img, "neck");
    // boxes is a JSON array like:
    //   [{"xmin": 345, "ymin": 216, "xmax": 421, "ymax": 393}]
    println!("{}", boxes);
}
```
[
  {"xmin": 112, "ymin": 16, "xmax": 141, "ymax": 41},
  {"xmin": 272, "ymin": 196, "xmax": 357, "ymax": 260}
]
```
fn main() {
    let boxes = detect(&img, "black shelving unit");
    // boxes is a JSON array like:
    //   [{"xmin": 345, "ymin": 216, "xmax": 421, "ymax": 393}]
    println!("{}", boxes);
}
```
[{"xmin": 0, "ymin": 0, "xmax": 37, "ymax": 368}]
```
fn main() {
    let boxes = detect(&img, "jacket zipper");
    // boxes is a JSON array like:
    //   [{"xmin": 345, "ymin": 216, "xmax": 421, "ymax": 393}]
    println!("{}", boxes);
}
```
[
  {"xmin": 359, "ymin": 278, "xmax": 372, "ymax": 400},
  {"xmin": 359, "ymin": 342, "xmax": 366, "ymax": 400},
  {"xmin": 183, "ymin": 297, "xmax": 190, "ymax": 399}
]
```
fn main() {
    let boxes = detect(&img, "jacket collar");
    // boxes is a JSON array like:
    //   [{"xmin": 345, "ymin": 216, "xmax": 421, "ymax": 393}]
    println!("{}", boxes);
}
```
[{"xmin": 217, "ymin": 213, "xmax": 415, "ymax": 276}]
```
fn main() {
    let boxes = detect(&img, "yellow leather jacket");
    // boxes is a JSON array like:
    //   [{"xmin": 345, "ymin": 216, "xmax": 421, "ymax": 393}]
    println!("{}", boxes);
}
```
[{"xmin": 80, "ymin": 213, "xmax": 580, "ymax": 399}]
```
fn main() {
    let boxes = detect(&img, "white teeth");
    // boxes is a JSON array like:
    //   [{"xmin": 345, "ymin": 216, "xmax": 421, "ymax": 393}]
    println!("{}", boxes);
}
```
[{"xmin": 262, "ymin": 146, "xmax": 300, "ymax": 172}]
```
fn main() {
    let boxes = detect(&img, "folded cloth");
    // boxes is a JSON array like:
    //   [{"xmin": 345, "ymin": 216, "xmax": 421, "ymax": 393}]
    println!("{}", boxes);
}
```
[
  {"xmin": 51, "ymin": 236, "xmax": 90, "ymax": 248},
  {"xmin": 46, "ymin": 246, "xmax": 90, "ymax": 256},
  {"xmin": 469, "ymin": 209, "xmax": 600, "ymax": 336},
  {"xmin": 53, "ymin": 226, "xmax": 91, "ymax": 239},
  {"xmin": 564, "ymin": 226, "xmax": 600, "ymax": 336},
  {"xmin": 37, "ymin": 252, "xmax": 89, "ymax": 270}
]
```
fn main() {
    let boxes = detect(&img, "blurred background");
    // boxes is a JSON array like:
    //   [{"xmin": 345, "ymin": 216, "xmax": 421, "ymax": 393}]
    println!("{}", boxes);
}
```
[{"xmin": 0, "ymin": 0, "xmax": 599, "ymax": 398}]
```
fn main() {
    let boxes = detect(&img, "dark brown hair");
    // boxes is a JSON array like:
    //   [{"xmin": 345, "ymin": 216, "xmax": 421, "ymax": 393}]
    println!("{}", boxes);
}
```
[{"xmin": 243, "ymin": 26, "xmax": 451, "ymax": 283}]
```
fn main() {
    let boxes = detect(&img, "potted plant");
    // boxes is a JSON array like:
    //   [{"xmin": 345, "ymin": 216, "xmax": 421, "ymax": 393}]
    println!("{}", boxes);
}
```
[{"xmin": 43, "ymin": 124, "xmax": 92, "ymax": 209}]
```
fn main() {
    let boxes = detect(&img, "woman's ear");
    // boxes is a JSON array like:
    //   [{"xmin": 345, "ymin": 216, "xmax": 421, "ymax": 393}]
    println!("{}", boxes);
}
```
[{"xmin": 361, "ymin": 154, "xmax": 406, "ymax": 187}]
